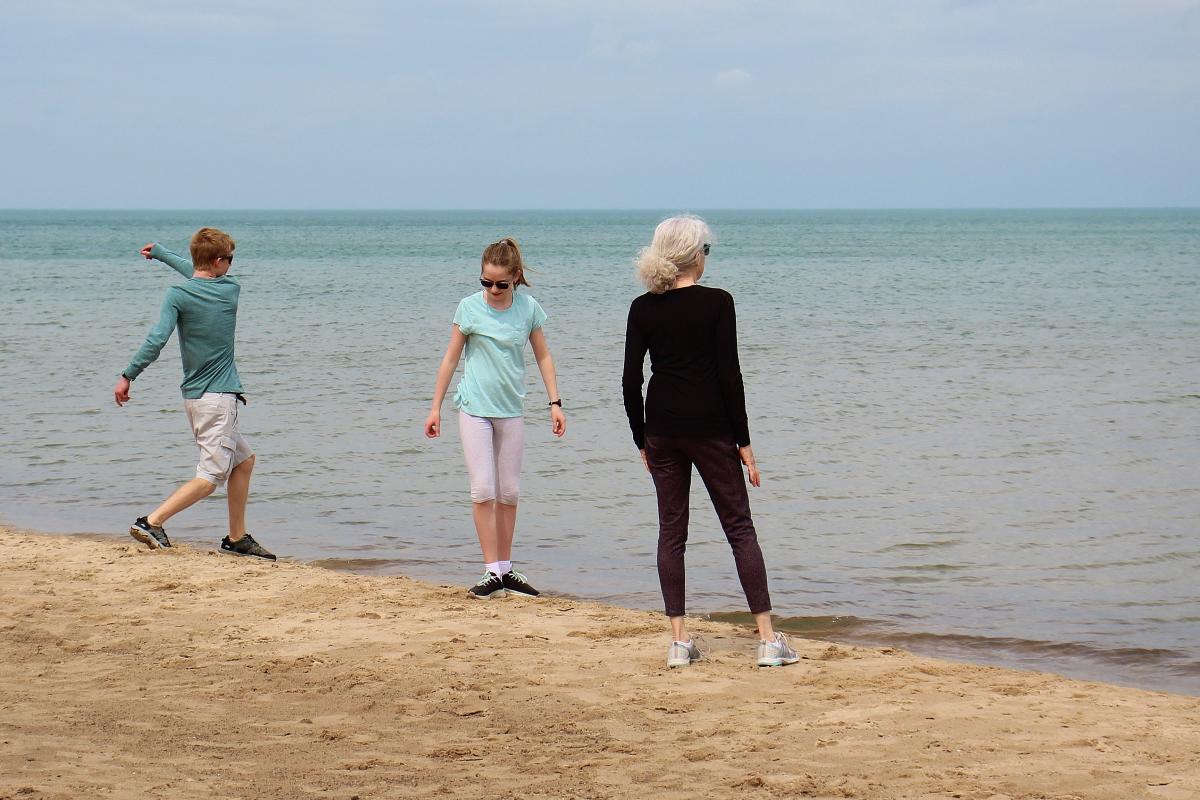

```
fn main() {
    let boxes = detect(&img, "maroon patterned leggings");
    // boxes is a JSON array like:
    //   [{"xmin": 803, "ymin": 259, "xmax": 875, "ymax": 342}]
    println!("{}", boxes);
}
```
[{"xmin": 645, "ymin": 433, "xmax": 773, "ymax": 618}]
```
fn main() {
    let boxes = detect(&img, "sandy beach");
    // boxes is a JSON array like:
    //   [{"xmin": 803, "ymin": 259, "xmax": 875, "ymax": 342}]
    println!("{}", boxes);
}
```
[{"xmin": 1, "ymin": 527, "xmax": 1196, "ymax": 800}]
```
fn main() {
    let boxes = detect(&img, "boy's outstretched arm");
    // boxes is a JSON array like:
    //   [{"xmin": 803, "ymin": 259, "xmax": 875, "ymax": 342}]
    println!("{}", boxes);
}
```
[
  {"xmin": 114, "ymin": 294, "xmax": 179, "ymax": 406},
  {"xmin": 141, "ymin": 242, "xmax": 193, "ymax": 278}
]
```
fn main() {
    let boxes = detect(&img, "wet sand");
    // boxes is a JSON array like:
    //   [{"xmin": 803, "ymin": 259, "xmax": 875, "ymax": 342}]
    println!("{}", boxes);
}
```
[{"xmin": 1, "ymin": 526, "xmax": 1197, "ymax": 800}]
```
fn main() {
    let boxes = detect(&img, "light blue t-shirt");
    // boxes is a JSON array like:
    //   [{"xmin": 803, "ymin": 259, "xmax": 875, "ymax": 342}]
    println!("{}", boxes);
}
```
[{"xmin": 453, "ymin": 291, "xmax": 547, "ymax": 418}]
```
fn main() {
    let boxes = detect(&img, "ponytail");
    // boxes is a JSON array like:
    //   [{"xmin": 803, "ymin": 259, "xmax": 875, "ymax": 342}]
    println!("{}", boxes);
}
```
[{"xmin": 481, "ymin": 236, "xmax": 530, "ymax": 287}]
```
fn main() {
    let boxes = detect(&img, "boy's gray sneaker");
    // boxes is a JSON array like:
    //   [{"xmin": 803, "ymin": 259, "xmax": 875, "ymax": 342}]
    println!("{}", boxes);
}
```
[
  {"xmin": 467, "ymin": 572, "xmax": 506, "ymax": 600},
  {"xmin": 757, "ymin": 632, "xmax": 800, "ymax": 667},
  {"xmin": 667, "ymin": 639, "xmax": 702, "ymax": 668},
  {"xmin": 220, "ymin": 533, "xmax": 276, "ymax": 561},
  {"xmin": 129, "ymin": 516, "xmax": 171, "ymax": 549}
]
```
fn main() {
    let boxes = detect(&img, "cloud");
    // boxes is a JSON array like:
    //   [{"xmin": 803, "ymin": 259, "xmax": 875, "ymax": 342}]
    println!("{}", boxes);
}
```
[
  {"xmin": 586, "ymin": 24, "xmax": 659, "ymax": 62},
  {"xmin": 715, "ymin": 68, "xmax": 751, "ymax": 88}
]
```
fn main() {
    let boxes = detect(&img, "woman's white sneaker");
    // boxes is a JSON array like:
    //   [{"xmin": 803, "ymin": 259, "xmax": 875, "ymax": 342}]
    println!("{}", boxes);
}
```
[
  {"xmin": 756, "ymin": 632, "xmax": 800, "ymax": 667},
  {"xmin": 666, "ymin": 639, "xmax": 702, "ymax": 667}
]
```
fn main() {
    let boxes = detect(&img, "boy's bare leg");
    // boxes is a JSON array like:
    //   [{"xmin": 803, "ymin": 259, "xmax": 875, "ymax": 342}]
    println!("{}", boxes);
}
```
[
  {"xmin": 472, "ymin": 500, "xmax": 499, "ymax": 563},
  {"xmin": 495, "ymin": 501, "xmax": 517, "ymax": 563},
  {"xmin": 147, "ymin": 478, "xmax": 216, "ymax": 527},
  {"xmin": 225, "ymin": 454, "xmax": 255, "ymax": 542}
]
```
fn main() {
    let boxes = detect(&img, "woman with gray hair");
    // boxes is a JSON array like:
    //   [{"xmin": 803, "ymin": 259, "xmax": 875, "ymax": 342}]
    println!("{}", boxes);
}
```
[{"xmin": 622, "ymin": 214, "xmax": 799, "ymax": 668}]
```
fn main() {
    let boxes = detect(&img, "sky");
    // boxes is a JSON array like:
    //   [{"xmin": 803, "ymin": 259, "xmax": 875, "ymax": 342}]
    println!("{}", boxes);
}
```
[{"xmin": 2, "ymin": 0, "xmax": 1198, "ymax": 209}]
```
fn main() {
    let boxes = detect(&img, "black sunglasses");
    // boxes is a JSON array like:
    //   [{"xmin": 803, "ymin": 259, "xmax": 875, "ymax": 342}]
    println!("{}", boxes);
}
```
[
  {"xmin": 703, "ymin": 243, "xmax": 711, "ymax": 256},
  {"xmin": 219, "ymin": 254, "xmax": 234, "ymax": 264},
  {"xmin": 480, "ymin": 278, "xmax": 512, "ymax": 290}
]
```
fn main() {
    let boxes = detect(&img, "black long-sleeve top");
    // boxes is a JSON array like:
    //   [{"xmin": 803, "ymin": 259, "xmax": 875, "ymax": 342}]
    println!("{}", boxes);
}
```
[{"xmin": 621, "ymin": 285, "xmax": 751, "ymax": 449}]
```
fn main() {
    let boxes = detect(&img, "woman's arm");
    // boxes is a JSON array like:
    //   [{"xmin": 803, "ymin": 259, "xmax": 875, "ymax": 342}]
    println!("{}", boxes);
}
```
[
  {"xmin": 529, "ymin": 327, "xmax": 566, "ymax": 437},
  {"xmin": 424, "ymin": 325, "xmax": 467, "ymax": 438},
  {"xmin": 714, "ymin": 292, "xmax": 751, "ymax": 447},
  {"xmin": 621, "ymin": 306, "xmax": 648, "ymax": 451},
  {"xmin": 715, "ymin": 293, "xmax": 760, "ymax": 486}
]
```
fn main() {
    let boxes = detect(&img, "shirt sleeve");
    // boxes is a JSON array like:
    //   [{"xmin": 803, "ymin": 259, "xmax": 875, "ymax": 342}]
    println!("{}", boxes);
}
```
[
  {"xmin": 124, "ymin": 291, "xmax": 180, "ymax": 381},
  {"xmin": 452, "ymin": 297, "xmax": 473, "ymax": 335},
  {"xmin": 715, "ymin": 291, "xmax": 751, "ymax": 447},
  {"xmin": 621, "ymin": 301, "xmax": 649, "ymax": 449},
  {"xmin": 149, "ymin": 243, "xmax": 194, "ymax": 279},
  {"xmin": 528, "ymin": 296, "xmax": 547, "ymax": 332}
]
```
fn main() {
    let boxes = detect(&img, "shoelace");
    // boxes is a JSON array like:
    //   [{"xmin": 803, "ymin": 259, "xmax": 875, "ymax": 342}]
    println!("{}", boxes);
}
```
[
  {"xmin": 508, "ymin": 570, "xmax": 529, "ymax": 583},
  {"xmin": 767, "ymin": 633, "xmax": 794, "ymax": 654},
  {"xmin": 476, "ymin": 573, "xmax": 499, "ymax": 586},
  {"xmin": 672, "ymin": 636, "xmax": 704, "ymax": 660}
]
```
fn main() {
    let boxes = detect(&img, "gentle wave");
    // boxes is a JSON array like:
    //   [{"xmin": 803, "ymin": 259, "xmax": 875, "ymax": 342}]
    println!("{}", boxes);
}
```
[{"xmin": 712, "ymin": 611, "xmax": 1200, "ymax": 693}]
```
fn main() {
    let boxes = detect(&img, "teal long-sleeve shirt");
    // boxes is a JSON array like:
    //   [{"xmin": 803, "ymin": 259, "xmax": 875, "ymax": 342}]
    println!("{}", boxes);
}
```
[{"xmin": 123, "ymin": 244, "xmax": 245, "ymax": 399}]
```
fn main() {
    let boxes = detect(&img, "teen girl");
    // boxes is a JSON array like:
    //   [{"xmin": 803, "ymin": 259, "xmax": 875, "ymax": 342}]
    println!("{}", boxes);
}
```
[{"xmin": 425, "ymin": 237, "xmax": 566, "ymax": 599}]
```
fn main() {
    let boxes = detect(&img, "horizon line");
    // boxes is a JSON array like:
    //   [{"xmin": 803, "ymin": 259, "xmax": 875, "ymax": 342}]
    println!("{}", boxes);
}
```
[{"xmin": 2, "ymin": 205, "xmax": 1199, "ymax": 213}]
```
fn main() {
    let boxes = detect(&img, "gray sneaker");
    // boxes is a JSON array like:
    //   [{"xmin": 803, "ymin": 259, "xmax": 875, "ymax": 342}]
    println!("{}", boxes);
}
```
[
  {"xmin": 129, "ymin": 516, "xmax": 171, "ymax": 549},
  {"xmin": 666, "ymin": 639, "xmax": 702, "ymax": 668},
  {"xmin": 757, "ymin": 632, "xmax": 800, "ymax": 667}
]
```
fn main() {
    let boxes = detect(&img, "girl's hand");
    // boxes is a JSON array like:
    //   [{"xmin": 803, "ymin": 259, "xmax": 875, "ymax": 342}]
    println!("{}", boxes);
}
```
[
  {"xmin": 550, "ymin": 405, "xmax": 566, "ymax": 437},
  {"xmin": 140, "ymin": 243, "xmax": 155, "ymax": 260},
  {"xmin": 424, "ymin": 410, "xmax": 441, "ymax": 438},
  {"xmin": 639, "ymin": 449, "xmax": 650, "ymax": 473},
  {"xmin": 739, "ymin": 445, "xmax": 761, "ymax": 487}
]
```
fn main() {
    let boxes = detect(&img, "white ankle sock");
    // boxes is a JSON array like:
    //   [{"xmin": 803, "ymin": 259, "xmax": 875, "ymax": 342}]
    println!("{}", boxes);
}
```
[
  {"xmin": 498, "ymin": 560, "xmax": 513, "ymax": 575},
  {"xmin": 485, "ymin": 561, "xmax": 502, "ymax": 576}
]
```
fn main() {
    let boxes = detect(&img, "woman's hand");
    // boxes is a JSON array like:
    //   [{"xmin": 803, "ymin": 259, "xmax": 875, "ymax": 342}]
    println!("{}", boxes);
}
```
[
  {"xmin": 424, "ymin": 410, "xmax": 441, "ymax": 438},
  {"xmin": 639, "ymin": 449, "xmax": 650, "ymax": 474},
  {"xmin": 739, "ymin": 445, "xmax": 761, "ymax": 487},
  {"xmin": 550, "ymin": 405, "xmax": 566, "ymax": 437}
]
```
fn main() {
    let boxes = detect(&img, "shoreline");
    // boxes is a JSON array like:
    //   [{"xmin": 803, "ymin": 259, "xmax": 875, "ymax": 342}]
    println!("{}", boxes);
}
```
[
  {"xmin": 3, "ymin": 526, "xmax": 1199, "ymax": 799},
  {"xmin": 8, "ymin": 519, "xmax": 1198, "ymax": 696}
]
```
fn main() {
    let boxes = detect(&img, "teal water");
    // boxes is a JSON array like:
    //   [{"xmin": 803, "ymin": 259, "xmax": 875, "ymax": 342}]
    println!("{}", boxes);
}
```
[{"xmin": 2, "ymin": 209, "xmax": 1198, "ymax": 694}]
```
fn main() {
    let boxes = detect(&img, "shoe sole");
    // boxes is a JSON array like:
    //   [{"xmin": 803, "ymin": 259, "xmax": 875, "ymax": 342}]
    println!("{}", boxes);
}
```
[
  {"xmin": 467, "ymin": 589, "xmax": 507, "ymax": 599},
  {"xmin": 219, "ymin": 548, "xmax": 276, "ymax": 561},
  {"xmin": 667, "ymin": 659, "xmax": 699, "ymax": 667},
  {"xmin": 129, "ymin": 527, "xmax": 162, "ymax": 550},
  {"xmin": 504, "ymin": 588, "xmax": 540, "ymax": 598},
  {"xmin": 757, "ymin": 657, "xmax": 800, "ymax": 667}
]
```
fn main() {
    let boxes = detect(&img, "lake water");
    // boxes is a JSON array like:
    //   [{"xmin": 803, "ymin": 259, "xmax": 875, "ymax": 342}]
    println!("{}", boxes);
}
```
[{"xmin": 2, "ymin": 209, "xmax": 1197, "ymax": 694}]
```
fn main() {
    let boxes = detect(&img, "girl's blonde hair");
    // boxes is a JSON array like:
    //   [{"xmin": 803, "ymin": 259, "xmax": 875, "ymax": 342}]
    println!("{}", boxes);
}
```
[
  {"xmin": 482, "ymin": 236, "xmax": 530, "ymax": 287},
  {"xmin": 635, "ymin": 215, "xmax": 712, "ymax": 294}
]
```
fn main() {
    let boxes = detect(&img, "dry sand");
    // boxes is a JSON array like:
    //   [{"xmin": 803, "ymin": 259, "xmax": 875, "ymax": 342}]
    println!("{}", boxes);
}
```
[{"xmin": 1, "ymin": 527, "xmax": 1197, "ymax": 800}]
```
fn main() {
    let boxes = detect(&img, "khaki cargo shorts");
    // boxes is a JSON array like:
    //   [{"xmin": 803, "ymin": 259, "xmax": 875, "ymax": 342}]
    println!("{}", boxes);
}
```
[{"xmin": 184, "ymin": 392, "xmax": 254, "ymax": 487}]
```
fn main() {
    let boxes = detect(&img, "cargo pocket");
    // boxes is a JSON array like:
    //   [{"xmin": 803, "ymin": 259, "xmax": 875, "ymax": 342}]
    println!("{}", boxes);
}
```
[{"xmin": 214, "ymin": 435, "xmax": 238, "ymax": 481}]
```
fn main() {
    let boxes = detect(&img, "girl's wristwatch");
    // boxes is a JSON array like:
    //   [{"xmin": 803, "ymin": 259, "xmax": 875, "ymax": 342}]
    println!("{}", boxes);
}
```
[{"xmin": 548, "ymin": 399, "xmax": 562, "ymax": 407}]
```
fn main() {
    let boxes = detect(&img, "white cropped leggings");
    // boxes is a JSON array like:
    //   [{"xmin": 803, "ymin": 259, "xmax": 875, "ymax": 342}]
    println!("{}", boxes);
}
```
[{"xmin": 459, "ymin": 411, "xmax": 524, "ymax": 505}]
